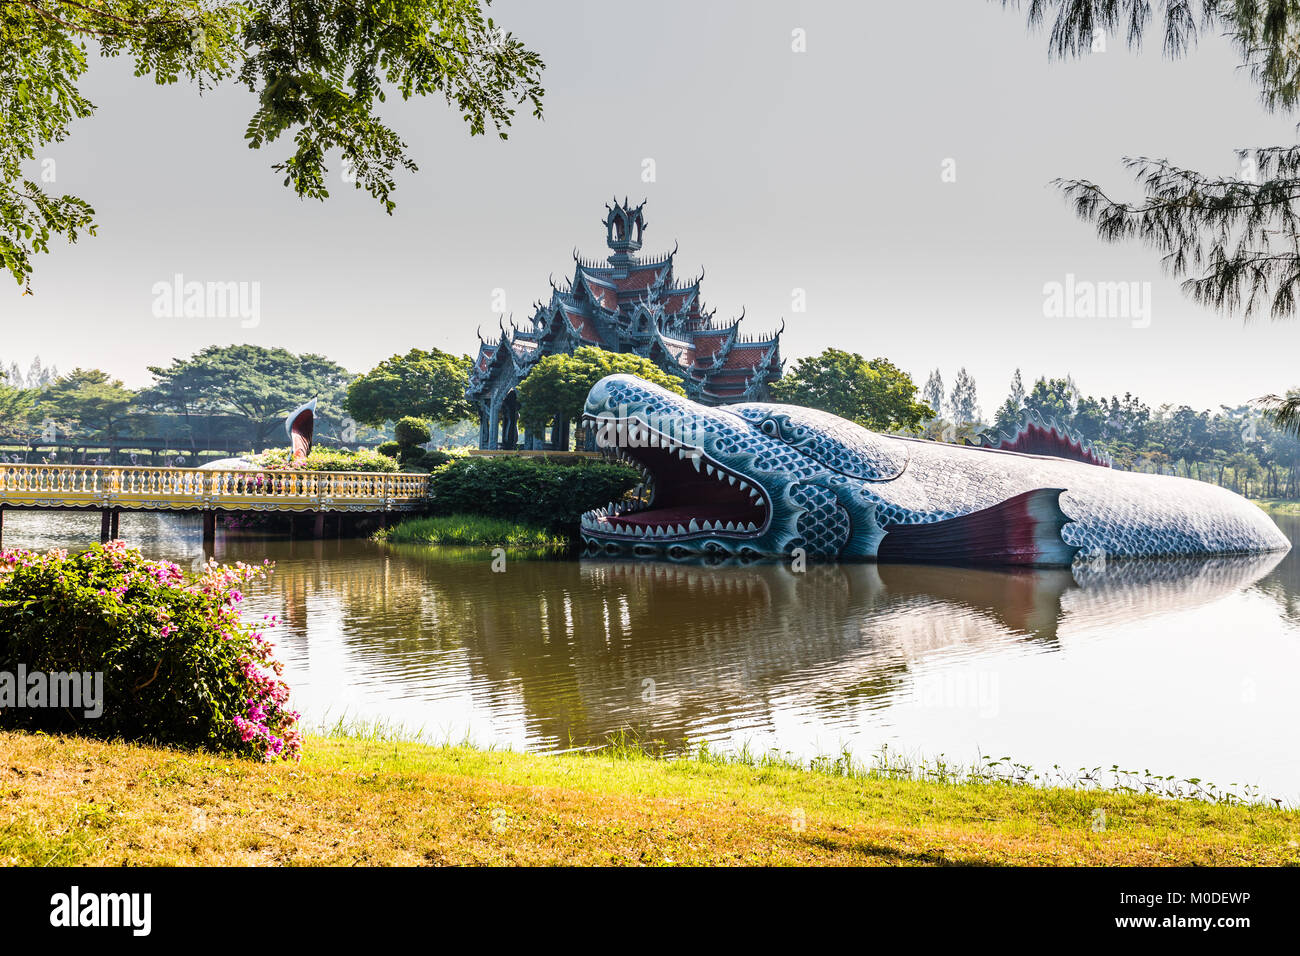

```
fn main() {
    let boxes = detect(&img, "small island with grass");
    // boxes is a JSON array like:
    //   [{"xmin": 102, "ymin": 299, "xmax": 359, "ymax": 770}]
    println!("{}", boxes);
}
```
[{"xmin": 376, "ymin": 514, "xmax": 567, "ymax": 550}]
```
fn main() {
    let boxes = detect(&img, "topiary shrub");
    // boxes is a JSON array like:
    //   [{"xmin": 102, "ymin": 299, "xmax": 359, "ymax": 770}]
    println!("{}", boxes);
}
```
[
  {"xmin": 425, "ymin": 456, "xmax": 639, "ymax": 530},
  {"xmin": 0, "ymin": 542, "xmax": 300, "ymax": 762},
  {"xmin": 393, "ymin": 417, "xmax": 432, "ymax": 448},
  {"xmin": 376, "ymin": 440, "xmax": 401, "ymax": 459}
]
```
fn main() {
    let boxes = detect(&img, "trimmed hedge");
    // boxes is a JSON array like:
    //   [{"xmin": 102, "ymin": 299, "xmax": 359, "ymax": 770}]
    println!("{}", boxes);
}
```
[
  {"xmin": 377, "ymin": 443, "xmax": 451, "ymax": 471},
  {"xmin": 416, "ymin": 449, "xmax": 453, "ymax": 469},
  {"xmin": 256, "ymin": 447, "xmax": 399, "ymax": 473},
  {"xmin": 425, "ymin": 456, "xmax": 640, "ymax": 530}
]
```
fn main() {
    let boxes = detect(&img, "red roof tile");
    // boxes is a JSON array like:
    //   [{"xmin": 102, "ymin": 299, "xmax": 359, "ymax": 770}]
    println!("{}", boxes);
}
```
[{"xmin": 722, "ymin": 345, "xmax": 769, "ymax": 370}]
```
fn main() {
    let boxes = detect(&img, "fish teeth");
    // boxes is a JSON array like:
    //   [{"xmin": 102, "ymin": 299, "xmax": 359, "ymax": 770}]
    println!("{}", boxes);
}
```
[
  {"xmin": 691, "ymin": 455, "xmax": 701, "ymax": 472},
  {"xmin": 688, "ymin": 519, "xmax": 700, "ymax": 533},
  {"xmin": 745, "ymin": 522, "xmax": 757, "ymax": 532},
  {"xmin": 725, "ymin": 521, "xmax": 736, "ymax": 532},
  {"xmin": 706, "ymin": 464, "xmax": 715, "ymax": 476},
  {"xmin": 675, "ymin": 524, "xmax": 687, "ymax": 535},
  {"xmin": 727, "ymin": 476, "xmax": 736, "ymax": 486}
]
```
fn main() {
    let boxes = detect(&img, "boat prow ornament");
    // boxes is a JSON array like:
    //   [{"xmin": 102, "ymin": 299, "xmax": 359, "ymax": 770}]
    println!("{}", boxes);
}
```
[
  {"xmin": 286, "ymin": 397, "xmax": 317, "ymax": 461},
  {"xmin": 198, "ymin": 397, "xmax": 318, "ymax": 470}
]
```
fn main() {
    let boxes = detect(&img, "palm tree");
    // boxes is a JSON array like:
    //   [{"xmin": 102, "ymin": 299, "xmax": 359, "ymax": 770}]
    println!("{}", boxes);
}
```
[{"xmin": 1257, "ymin": 391, "xmax": 1300, "ymax": 435}]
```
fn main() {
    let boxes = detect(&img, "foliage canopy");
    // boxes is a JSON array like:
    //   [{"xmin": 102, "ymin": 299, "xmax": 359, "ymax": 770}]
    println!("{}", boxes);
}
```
[
  {"xmin": 771, "ymin": 348, "xmax": 933, "ymax": 432},
  {"xmin": 516, "ymin": 347, "xmax": 686, "ymax": 436},
  {"xmin": 1, "ymin": 0, "xmax": 545, "ymax": 290},
  {"xmin": 346, "ymin": 348, "xmax": 472, "ymax": 426}
]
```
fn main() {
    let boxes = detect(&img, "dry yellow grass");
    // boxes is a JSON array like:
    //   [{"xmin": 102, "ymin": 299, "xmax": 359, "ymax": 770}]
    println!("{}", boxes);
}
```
[{"xmin": 2, "ymin": 731, "xmax": 1298, "ymax": 866}]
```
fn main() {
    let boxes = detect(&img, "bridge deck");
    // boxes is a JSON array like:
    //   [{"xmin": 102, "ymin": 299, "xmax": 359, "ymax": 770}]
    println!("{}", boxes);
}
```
[{"xmin": 0, "ymin": 464, "xmax": 429, "ymax": 514}]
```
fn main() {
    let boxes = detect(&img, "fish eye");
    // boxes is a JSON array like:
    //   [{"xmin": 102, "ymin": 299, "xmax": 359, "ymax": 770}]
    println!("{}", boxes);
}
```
[{"xmin": 761, "ymin": 419, "xmax": 778, "ymax": 436}]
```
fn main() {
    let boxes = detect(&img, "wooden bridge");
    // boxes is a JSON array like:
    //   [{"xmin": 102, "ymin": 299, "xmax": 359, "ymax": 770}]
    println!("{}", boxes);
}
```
[{"xmin": 0, "ymin": 464, "xmax": 430, "ymax": 547}]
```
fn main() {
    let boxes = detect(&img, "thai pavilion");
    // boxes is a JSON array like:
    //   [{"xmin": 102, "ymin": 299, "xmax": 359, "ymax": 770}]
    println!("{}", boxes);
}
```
[{"xmin": 466, "ymin": 199, "xmax": 785, "ymax": 449}]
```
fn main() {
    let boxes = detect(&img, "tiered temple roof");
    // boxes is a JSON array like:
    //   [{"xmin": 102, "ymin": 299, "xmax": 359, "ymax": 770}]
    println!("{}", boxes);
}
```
[{"xmin": 467, "ymin": 200, "xmax": 783, "ymax": 446}]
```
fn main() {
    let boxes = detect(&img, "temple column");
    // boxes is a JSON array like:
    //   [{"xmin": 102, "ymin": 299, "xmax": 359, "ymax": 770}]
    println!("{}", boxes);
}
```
[
  {"xmin": 494, "ymin": 393, "xmax": 510, "ymax": 450},
  {"xmin": 502, "ymin": 391, "xmax": 519, "ymax": 450},
  {"xmin": 503, "ymin": 407, "xmax": 518, "ymax": 450}
]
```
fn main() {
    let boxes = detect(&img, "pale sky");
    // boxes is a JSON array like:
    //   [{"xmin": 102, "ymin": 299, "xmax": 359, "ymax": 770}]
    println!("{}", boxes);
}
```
[{"xmin": 3, "ymin": 0, "xmax": 1299, "ymax": 414}]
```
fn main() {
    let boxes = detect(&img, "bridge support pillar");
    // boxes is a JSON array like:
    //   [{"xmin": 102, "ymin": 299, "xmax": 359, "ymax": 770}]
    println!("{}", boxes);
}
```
[
  {"xmin": 314, "ymin": 512, "xmax": 325, "ymax": 539},
  {"xmin": 0, "ymin": 505, "xmax": 4, "ymax": 548},
  {"xmin": 110, "ymin": 508, "xmax": 120, "ymax": 541},
  {"xmin": 100, "ymin": 509, "xmax": 111, "ymax": 543},
  {"xmin": 202, "ymin": 512, "xmax": 216, "ymax": 553}
]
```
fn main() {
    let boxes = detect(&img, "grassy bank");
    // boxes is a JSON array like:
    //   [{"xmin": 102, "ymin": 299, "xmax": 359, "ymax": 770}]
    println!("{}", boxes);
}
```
[
  {"xmin": 1253, "ymin": 497, "xmax": 1300, "ymax": 516},
  {"xmin": 3, "ymin": 730, "xmax": 1297, "ymax": 866},
  {"xmin": 375, "ymin": 513, "xmax": 568, "ymax": 549}
]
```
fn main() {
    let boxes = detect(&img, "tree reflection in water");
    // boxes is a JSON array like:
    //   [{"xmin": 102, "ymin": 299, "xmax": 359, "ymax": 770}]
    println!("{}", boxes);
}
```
[{"xmin": 219, "ymin": 533, "xmax": 1286, "ymax": 754}]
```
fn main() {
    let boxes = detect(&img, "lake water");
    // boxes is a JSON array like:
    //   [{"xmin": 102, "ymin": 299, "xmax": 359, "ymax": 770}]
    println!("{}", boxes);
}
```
[{"xmin": 6, "ymin": 510, "xmax": 1299, "ymax": 801}]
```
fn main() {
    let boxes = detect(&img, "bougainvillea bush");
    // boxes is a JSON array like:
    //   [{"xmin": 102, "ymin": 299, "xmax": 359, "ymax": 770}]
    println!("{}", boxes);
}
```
[{"xmin": 0, "ymin": 542, "xmax": 300, "ymax": 761}]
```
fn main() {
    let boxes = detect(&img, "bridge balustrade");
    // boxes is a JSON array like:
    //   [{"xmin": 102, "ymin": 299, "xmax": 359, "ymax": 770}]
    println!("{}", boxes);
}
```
[{"xmin": 0, "ymin": 464, "xmax": 429, "ymax": 513}]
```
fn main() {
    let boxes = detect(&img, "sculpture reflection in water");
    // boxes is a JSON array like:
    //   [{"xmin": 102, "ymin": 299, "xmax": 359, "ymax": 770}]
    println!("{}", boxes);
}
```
[{"xmin": 223, "ymin": 534, "xmax": 1286, "ymax": 754}]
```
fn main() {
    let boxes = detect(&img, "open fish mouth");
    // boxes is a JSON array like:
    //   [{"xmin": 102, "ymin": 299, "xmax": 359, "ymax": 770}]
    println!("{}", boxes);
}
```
[{"xmin": 579, "ymin": 414, "xmax": 770, "ymax": 546}]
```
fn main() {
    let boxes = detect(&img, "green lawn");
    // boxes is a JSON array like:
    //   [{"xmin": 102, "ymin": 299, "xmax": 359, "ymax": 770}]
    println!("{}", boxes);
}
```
[
  {"xmin": 3, "ymin": 730, "xmax": 1297, "ymax": 866},
  {"xmin": 1253, "ymin": 498, "xmax": 1300, "ymax": 516}
]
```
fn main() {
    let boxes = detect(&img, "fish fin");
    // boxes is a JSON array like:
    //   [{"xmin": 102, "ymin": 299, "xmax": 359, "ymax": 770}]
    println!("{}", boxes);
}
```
[
  {"xmin": 980, "ymin": 412, "xmax": 1111, "ymax": 468},
  {"xmin": 877, "ymin": 488, "xmax": 1078, "ymax": 568}
]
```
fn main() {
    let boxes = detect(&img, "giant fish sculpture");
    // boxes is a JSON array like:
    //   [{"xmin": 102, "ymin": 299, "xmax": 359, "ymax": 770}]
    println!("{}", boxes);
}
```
[{"xmin": 579, "ymin": 374, "xmax": 1290, "ymax": 567}]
